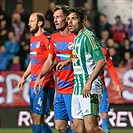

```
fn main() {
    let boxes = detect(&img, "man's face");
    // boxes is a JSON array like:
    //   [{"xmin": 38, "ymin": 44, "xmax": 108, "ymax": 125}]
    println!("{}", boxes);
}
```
[
  {"xmin": 28, "ymin": 14, "xmax": 39, "ymax": 34},
  {"xmin": 53, "ymin": 9, "xmax": 67, "ymax": 30},
  {"xmin": 66, "ymin": 12, "xmax": 80, "ymax": 34}
]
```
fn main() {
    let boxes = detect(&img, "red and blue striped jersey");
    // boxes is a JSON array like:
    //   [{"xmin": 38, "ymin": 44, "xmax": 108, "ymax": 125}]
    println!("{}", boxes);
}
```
[
  {"xmin": 49, "ymin": 31, "xmax": 74, "ymax": 94},
  {"xmin": 30, "ymin": 32, "xmax": 55, "ymax": 88}
]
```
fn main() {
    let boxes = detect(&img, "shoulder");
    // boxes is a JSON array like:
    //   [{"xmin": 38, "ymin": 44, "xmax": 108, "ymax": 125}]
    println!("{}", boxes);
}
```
[
  {"xmin": 83, "ymin": 29, "xmax": 95, "ymax": 40},
  {"xmin": 43, "ymin": 31, "xmax": 51, "ymax": 40},
  {"xmin": 102, "ymin": 47, "xmax": 110, "ymax": 56},
  {"xmin": 51, "ymin": 30, "xmax": 59, "ymax": 37},
  {"xmin": 50, "ymin": 30, "xmax": 60, "ymax": 38}
]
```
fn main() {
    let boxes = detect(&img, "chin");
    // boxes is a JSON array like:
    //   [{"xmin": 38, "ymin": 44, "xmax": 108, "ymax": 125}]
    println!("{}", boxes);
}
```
[{"xmin": 69, "ymin": 29, "xmax": 74, "ymax": 32}]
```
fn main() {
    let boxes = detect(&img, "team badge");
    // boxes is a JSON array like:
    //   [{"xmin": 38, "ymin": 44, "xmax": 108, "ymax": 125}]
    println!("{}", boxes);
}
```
[
  {"xmin": 72, "ymin": 50, "xmax": 79, "ymax": 63},
  {"xmin": 68, "ymin": 42, "xmax": 74, "ymax": 50}
]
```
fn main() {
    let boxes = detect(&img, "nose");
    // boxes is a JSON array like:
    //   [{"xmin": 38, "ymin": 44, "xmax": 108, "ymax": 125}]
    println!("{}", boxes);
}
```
[
  {"xmin": 28, "ymin": 21, "xmax": 30, "ymax": 26},
  {"xmin": 54, "ymin": 18, "xmax": 57, "ymax": 23},
  {"xmin": 67, "ymin": 19, "xmax": 72, "ymax": 24}
]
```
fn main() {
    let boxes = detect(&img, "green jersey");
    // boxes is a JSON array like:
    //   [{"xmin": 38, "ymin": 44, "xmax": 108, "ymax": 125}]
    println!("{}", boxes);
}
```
[{"xmin": 72, "ymin": 28, "xmax": 104, "ymax": 95}]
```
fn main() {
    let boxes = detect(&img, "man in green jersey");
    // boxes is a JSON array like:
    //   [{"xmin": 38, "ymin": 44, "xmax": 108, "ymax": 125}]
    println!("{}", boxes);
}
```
[{"xmin": 57, "ymin": 7, "xmax": 105, "ymax": 133}]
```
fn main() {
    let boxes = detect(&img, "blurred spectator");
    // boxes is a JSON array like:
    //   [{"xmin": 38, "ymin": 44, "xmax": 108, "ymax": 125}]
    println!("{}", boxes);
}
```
[
  {"xmin": 119, "ymin": 51, "xmax": 132, "ymax": 68},
  {"xmin": 108, "ymin": 46, "xmax": 121, "ymax": 67},
  {"xmin": 107, "ymin": 38, "xmax": 119, "ymax": 49},
  {"xmin": 0, "ymin": 45, "xmax": 9, "ymax": 70},
  {"xmin": 127, "ymin": 16, "xmax": 133, "ymax": 47},
  {"xmin": 19, "ymin": 31, "xmax": 31, "ymax": 70},
  {"xmin": 96, "ymin": 14, "xmax": 111, "ymax": 39},
  {"xmin": 0, "ymin": 20, "xmax": 8, "ymax": 44},
  {"xmin": 10, "ymin": 56, "xmax": 21, "ymax": 71},
  {"xmin": 0, "ymin": 2, "xmax": 11, "ymax": 28},
  {"xmin": 44, "ymin": 19, "xmax": 55, "ymax": 34},
  {"xmin": 45, "ymin": 1, "xmax": 56, "ymax": 30},
  {"xmin": 100, "ymin": 30, "xmax": 109, "ymax": 47},
  {"xmin": 111, "ymin": 15, "xmax": 127, "ymax": 46},
  {"xmin": 121, "ymin": 39, "xmax": 133, "ymax": 57},
  {"xmin": 85, "ymin": 19, "xmax": 95, "ymax": 33},
  {"xmin": 4, "ymin": 31, "xmax": 20, "ymax": 62},
  {"xmin": 13, "ymin": 2, "xmax": 29, "ymax": 29},
  {"xmin": 83, "ymin": 1, "xmax": 98, "ymax": 29},
  {"xmin": 11, "ymin": 13, "xmax": 26, "ymax": 42}
]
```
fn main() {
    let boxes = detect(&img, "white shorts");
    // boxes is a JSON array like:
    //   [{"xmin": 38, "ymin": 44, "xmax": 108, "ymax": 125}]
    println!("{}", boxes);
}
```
[{"xmin": 72, "ymin": 94, "xmax": 100, "ymax": 119}]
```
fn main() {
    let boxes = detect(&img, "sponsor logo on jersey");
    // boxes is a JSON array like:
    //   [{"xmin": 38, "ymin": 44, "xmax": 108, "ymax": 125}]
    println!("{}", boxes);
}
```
[
  {"xmin": 36, "ymin": 42, "xmax": 40, "ymax": 48},
  {"xmin": 54, "ymin": 43, "xmax": 57, "ymax": 47},
  {"xmin": 56, "ymin": 53, "xmax": 70, "ymax": 60},
  {"xmin": 30, "ymin": 50, "xmax": 37, "ymax": 56},
  {"xmin": 73, "ymin": 66, "xmax": 82, "ymax": 74}
]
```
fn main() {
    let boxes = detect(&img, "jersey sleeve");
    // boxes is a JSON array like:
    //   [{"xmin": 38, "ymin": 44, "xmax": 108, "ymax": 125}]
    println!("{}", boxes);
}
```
[
  {"xmin": 48, "ymin": 35, "xmax": 56, "ymax": 56},
  {"xmin": 85, "ymin": 34, "xmax": 105, "ymax": 62},
  {"xmin": 103, "ymin": 47, "xmax": 120, "ymax": 85},
  {"xmin": 43, "ymin": 35, "xmax": 49, "ymax": 51}
]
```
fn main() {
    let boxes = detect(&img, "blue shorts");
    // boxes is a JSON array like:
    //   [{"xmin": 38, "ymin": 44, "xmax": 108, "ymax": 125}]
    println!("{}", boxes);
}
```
[
  {"xmin": 54, "ymin": 93, "xmax": 73, "ymax": 122},
  {"xmin": 100, "ymin": 88, "xmax": 109, "ymax": 113},
  {"xmin": 29, "ymin": 88, "xmax": 55, "ymax": 116}
]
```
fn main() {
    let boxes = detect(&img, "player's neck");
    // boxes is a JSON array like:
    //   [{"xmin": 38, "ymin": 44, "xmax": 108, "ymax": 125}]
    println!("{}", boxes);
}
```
[
  {"xmin": 34, "ymin": 28, "xmax": 45, "ymax": 37},
  {"xmin": 75, "ymin": 27, "xmax": 84, "ymax": 37},
  {"xmin": 59, "ymin": 26, "xmax": 70, "ymax": 36}
]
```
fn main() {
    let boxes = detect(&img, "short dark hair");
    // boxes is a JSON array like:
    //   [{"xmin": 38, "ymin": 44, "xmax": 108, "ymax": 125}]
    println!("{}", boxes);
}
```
[
  {"xmin": 69, "ymin": 7, "xmax": 87, "ymax": 22},
  {"xmin": 115, "ymin": 15, "xmax": 121, "ymax": 19},
  {"xmin": 36, "ymin": 12, "xmax": 45, "ymax": 27},
  {"xmin": 54, "ymin": 4, "xmax": 70, "ymax": 17}
]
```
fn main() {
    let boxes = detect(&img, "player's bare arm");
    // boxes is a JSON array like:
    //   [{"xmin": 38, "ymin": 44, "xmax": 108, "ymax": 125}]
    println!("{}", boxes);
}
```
[
  {"xmin": 18, "ymin": 61, "xmax": 31, "ymax": 91},
  {"xmin": 82, "ymin": 58, "xmax": 105, "ymax": 98}
]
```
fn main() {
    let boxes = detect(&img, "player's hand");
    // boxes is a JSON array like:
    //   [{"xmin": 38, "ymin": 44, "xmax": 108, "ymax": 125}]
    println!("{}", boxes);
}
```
[
  {"xmin": 82, "ymin": 82, "xmax": 92, "ymax": 98},
  {"xmin": 18, "ymin": 78, "xmax": 26, "ymax": 91},
  {"xmin": 34, "ymin": 76, "xmax": 43, "ymax": 95},
  {"xmin": 56, "ymin": 61, "xmax": 67, "ymax": 71},
  {"xmin": 116, "ymin": 85, "xmax": 122, "ymax": 97}
]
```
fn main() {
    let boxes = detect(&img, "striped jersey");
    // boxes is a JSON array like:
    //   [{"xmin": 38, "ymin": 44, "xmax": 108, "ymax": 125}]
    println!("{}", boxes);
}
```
[
  {"xmin": 49, "ymin": 31, "xmax": 74, "ymax": 94},
  {"xmin": 100, "ymin": 47, "xmax": 120, "ymax": 88},
  {"xmin": 30, "ymin": 32, "xmax": 55, "ymax": 88},
  {"xmin": 72, "ymin": 28, "xmax": 104, "ymax": 95}
]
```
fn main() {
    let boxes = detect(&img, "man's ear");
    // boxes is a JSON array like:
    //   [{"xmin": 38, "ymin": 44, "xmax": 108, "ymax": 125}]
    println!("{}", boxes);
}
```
[
  {"xmin": 82, "ymin": 19, "xmax": 86, "ymax": 25},
  {"xmin": 38, "ymin": 21, "xmax": 43, "ymax": 27}
]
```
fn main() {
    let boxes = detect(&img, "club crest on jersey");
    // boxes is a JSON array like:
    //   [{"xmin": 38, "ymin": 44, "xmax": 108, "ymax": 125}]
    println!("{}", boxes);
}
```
[
  {"xmin": 72, "ymin": 50, "xmax": 79, "ymax": 63},
  {"xmin": 68, "ymin": 42, "xmax": 74, "ymax": 50},
  {"xmin": 36, "ymin": 42, "xmax": 40, "ymax": 48}
]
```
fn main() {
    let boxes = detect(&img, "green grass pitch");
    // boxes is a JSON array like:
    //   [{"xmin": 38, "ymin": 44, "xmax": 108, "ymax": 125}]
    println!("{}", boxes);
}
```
[{"xmin": 0, "ymin": 128, "xmax": 133, "ymax": 133}]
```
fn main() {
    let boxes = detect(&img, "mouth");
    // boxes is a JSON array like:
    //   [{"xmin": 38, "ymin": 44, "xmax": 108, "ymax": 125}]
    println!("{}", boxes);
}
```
[
  {"xmin": 68, "ymin": 25, "xmax": 72, "ymax": 28},
  {"xmin": 55, "ymin": 23, "xmax": 59, "ymax": 26}
]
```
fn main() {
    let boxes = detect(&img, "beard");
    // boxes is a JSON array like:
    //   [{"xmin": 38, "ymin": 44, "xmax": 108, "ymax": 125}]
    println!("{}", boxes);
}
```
[{"xmin": 30, "ymin": 23, "xmax": 39, "ymax": 34}]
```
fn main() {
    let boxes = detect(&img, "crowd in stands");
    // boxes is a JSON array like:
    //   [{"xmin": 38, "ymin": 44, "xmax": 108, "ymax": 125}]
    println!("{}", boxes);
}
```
[{"xmin": 0, "ymin": 1, "xmax": 133, "ymax": 71}]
